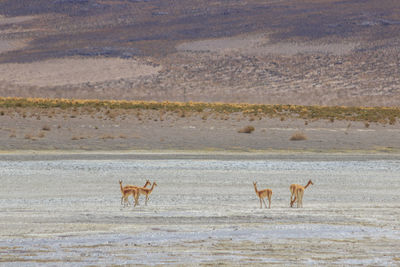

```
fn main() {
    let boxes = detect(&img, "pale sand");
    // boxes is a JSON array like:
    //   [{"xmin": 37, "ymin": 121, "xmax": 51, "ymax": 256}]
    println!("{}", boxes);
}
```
[
  {"xmin": 0, "ymin": 57, "xmax": 161, "ymax": 87},
  {"xmin": 0, "ymin": 39, "xmax": 27, "ymax": 54},
  {"xmin": 0, "ymin": 15, "xmax": 37, "ymax": 26},
  {"xmin": 177, "ymin": 34, "xmax": 358, "ymax": 55}
]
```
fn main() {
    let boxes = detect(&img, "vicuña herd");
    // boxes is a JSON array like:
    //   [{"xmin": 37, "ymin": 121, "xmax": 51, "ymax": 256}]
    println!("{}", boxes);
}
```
[
  {"xmin": 119, "ymin": 180, "xmax": 157, "ymax": 207},
  {"xmin": 119, "ymin": 179, "xmax": 313, "ymax": 208}
]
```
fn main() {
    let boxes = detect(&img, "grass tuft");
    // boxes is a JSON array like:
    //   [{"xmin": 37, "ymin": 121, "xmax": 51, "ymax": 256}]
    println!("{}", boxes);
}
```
[
  {"xmin": 238, "ymin": 126, "xmax": 255, "ymax": 134},
  {"xmin": 290, "ymin": 132, "xmax": 307, "ymax": 141}
]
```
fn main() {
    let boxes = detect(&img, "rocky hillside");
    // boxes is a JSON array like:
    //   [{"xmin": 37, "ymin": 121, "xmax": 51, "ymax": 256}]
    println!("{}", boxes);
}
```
[{"xmin": 0, "ymin": 0, "xmax": 399, "ymax": 106}]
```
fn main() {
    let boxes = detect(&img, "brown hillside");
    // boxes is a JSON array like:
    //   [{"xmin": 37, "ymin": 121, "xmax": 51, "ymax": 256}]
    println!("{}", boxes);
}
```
[{"xmin": 0, "ymin": 0, "xmax": 399, "ymax": 106}]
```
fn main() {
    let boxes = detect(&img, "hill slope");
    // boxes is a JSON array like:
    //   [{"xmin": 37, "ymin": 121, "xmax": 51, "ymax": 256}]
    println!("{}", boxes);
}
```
[{"xmin": 0, "ymin": 0, "xmax": 399, "ymax": 106}]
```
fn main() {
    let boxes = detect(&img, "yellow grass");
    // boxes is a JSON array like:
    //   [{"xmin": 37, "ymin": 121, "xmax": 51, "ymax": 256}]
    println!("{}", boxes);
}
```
[{"xmin": 0, "ymin": 97, "xmax": 399, "ymax": 124}]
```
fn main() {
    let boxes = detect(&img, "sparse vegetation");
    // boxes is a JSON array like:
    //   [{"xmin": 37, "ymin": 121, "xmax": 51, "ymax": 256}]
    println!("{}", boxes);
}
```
[
  {"xmin": 0, "ymin": 97, "xmax": 399, "ymax": 125},
  {"xmin": 101, "ymin": 135, "xmax": 115, "ymax": 140},
  {"xmin": 71, "ymin": 136, "xmax": 86, "ymax": 140},
  {"xmin": 24, "ymin": 133, "xmax": 36, "ymax": 140},
  {"xmin": 290, "ymin": 132, "xmax": 307, "ymax": 141},
  {"xmin": 238, "ymin": 126, "xmax": 255, "ymax": 134}
]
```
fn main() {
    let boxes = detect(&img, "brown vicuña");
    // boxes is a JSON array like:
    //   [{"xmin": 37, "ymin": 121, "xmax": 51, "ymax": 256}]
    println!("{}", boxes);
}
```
[
  {"xmin": 137, "ymin": 182, "xmax": 157, "ymax": 205},
  {"xmin": 253, "ymin": 181, "xmax": 272, "ymax": 209},
  {"xmin": 123, "ymin": 180, "xmax": 151, "ymax": 191},
  {"xmin": 119, "ymin": 180, "xmax": 150, "ymax": 207},
  {"xmin": 290, "ymin": 179, "xmax": 313, "ymax": 208}
]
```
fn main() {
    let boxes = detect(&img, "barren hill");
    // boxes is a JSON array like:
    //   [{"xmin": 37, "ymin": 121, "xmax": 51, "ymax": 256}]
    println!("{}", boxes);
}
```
[{"xmin": 0, "ymin": 0, "xmax": 399, "ymax": 106}]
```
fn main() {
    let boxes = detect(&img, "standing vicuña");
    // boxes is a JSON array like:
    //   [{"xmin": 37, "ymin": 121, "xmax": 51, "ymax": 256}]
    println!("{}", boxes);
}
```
[
  {"xmin": 119, "ymin": 180, "xmax": 151, "ymax": 207},
  {"xmin": 137, "ymin": 182, "xmax": 157, "ymax": 205},
  {"xmin": 253, "ymin": 182, "xmax": 272, "ymax": 209},
  {"xmin": 290, "ymin": 179, "xmax": 313, "ymax": 208}
]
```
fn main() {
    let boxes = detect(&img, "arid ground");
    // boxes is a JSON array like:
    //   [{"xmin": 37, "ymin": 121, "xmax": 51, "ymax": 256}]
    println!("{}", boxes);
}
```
[
  {"xmin": 0, "ymin": 153, "xmax": 399, "ymax": 265},
  {"xmin": 1, "ymin": 1, "xmax": 400, "ymax": 265},
  {"xmin": 0, "ymin": 0, "xmax": 400, "ymax": 106},
  {"xmin": 0, "ymin": 106, "xmax": 400, "ymax": 152}
]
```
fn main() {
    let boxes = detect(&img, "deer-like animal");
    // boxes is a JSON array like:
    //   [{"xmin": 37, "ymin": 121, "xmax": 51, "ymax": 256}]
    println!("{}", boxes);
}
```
[
  {"xmin": 253, "ymin": 182, "xmax": 272, "ymax": 209},
  {"xmin": 290, "ymin": 179, "xmax": 313, "ymax": 208},
  {"xmin": 119, "ymin": 180, "xmax": 151, "ymax": 207},
  {"xmin": 136, "ymin": 182, "xmax": 157, "ymax": 205}
]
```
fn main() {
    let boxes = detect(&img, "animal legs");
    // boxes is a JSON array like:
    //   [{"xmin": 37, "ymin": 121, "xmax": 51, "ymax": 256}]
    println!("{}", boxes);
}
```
[{"xmin": 262, "ymin": 198, "xmax": 268, "ymax": 209}]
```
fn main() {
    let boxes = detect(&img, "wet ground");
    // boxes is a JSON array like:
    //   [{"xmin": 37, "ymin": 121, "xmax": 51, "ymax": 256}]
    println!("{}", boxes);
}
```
[{"xmin": 0, "ymin": 152, "xmax": 399, "ymax": 265}]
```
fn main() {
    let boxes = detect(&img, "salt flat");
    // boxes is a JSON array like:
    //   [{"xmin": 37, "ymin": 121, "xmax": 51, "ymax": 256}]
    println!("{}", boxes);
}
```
[{"xmin": 0, "ymin": 153, "xmax": 399, "ymax": 265}]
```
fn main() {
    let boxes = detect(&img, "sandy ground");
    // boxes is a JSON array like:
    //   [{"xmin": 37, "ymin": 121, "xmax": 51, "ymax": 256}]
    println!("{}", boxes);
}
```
[
  {"xmin": 0, "ymin": 58, "xmax": 161, "ymax": 87},
  {"xmin": 0, "ymin": 152, "xmax": 399, "ymax": 266},
  {"xmin": 177, "ymin": 35, "xmax": 358, "ymax": 56},
  {"xmin": 0, "ymin": 107, "xmax": 400, "ymax": 152}
]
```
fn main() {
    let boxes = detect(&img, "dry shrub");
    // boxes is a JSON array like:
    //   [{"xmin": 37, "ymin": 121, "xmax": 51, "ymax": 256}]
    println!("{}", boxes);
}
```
[
  {"xmin": 42, "ymin": 125, "xmax": 51, "ymax": 131},
  {"xmin": 389, "ymin": 117, "xmax": 396, "ymax": 125},
  {"xmin": 238, "ymin": 125, "xmax": 255, "ymax": 134},
  {"xmin": 9, "ymin": 131, "xmax": 16, "ymax": 138},
  {"xmin": 364, "ymin": 122, "xmax": 370, "ymax": 128},
  {"xmin": 71, "ymin": 136, "xmax": 86, "ymax": 140},
  {"xmin": 159, "ymin": 110, "xmax": 165, "ymax": 121},
  {"xmin": 24, "ymin": 133, "xmax": 36, "ymax": 140},
  {"xmin": 290, "ymin": 132, "xmax": 307, "ymax": 141},
  {"xmin": 38, "ymin": 132, "xmax": 46, "ymax": 138},
  {"xmin": 101, "ymin": 135, "xmax": 115, "ymax": 140}
]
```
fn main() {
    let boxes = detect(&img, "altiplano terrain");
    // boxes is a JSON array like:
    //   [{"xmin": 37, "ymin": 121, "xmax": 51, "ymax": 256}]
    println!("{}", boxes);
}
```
[
  {"xmin": 0, "ymin": 153, "xmax": 399, "ymax": 265},
  {"xmin": 1, "ymin": 105, "xmax": 400, "ymax": 151},
  {"xmin": 0, "ymin": 0, "xmax": 399, "ymax": 106}
]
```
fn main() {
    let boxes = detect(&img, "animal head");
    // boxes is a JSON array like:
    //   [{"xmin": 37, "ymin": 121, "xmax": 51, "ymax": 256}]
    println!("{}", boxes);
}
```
[
  {"xmin": 253, "ymin": 181, "xmax": 257, "ymax": 185},
  {"xmin": 145, "ymin": 180, "xmax": 151, "ymax": 187},
  {"xmin": 119, "ymin": 180, "xmax": 122, "ymax": 185},
  {"xmin": 153, "ymin": 182, "xmax": 158, "ymax": 187},
  {"xmin": 308, "ymin": 179, "xmax": 314, "ymax": 185}
]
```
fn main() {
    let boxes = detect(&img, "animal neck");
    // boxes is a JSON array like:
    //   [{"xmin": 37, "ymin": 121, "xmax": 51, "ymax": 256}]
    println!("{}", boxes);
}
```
[
  {"xmin": 119, "ymin": 181, "xmax": 124, "ymax": 193},
  {"xmin": 253, "ymin": 184, "xmax": 258, "ymax": 194},
  {"xmin": 149, "ymin": 183, "xmax": 155, "ymax": 193},
  {"xmin": 304, "ymin": 180, "xmax": 312, "ymax": 189}
]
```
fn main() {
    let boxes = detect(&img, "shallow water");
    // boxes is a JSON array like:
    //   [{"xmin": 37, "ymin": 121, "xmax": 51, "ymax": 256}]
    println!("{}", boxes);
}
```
[{"xmin": 0, "ymin": 155, "xmax": 399, "ymax": 265}]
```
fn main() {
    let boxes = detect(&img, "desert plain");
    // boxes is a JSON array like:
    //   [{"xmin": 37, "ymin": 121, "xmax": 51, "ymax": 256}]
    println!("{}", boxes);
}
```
[
  {"xmin": 1, "ymin": 152, "xmax": 400, "ymax": 266},
  {"xmin": 1, "ymin": 0, "xmax": 400, "ymax": 265}
]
